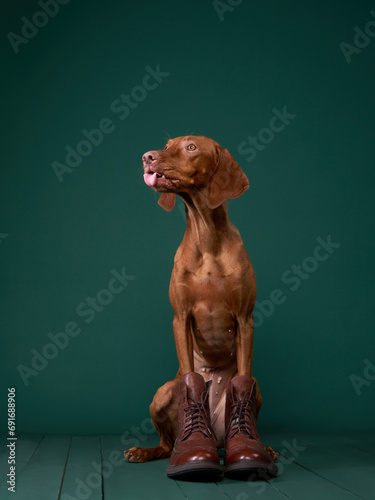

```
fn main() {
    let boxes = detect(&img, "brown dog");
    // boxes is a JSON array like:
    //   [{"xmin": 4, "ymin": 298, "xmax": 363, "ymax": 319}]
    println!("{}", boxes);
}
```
[{"xmin": 124, "ymin": 136, "xmax": 277, "ymax": 479}]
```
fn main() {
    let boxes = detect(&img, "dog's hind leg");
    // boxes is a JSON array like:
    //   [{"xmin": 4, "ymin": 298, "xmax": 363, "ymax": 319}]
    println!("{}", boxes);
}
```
[{"xmin": 124, "ymin": 378, "xmax": 179, "ymax": 463}]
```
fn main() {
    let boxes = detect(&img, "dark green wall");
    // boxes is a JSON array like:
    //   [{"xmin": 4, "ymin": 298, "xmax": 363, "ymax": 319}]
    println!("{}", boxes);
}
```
[{"xmin": 1, "ymin": 0, "xmax": 374, "ymax": 435}]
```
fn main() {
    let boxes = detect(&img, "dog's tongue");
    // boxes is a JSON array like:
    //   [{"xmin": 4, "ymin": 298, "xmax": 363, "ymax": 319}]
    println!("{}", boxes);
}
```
[{"xmin": 144, "ymin": 172, "xmax": 158, "ymax": 187}]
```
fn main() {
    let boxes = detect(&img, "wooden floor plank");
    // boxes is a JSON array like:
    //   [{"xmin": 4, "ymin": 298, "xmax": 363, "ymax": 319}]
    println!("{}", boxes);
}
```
[
  {"xmin": 8, "ymin": 435, "xmax": 71, "ymax": 500},
  {"xmin": 214, "ymin": 474, "xmax": 289, "ymax": 500},
  {"xmin": 0, "ymin": 434, "xmax": 43, "ymax": 497},
  {"xmin": 14, "ymin": 435, "xmax": 44, "ymax": 474},
  {"xmin": 0, "ymin": 433, "xmax": 19, "ymax": 462},
  {"xmin": 274, "ymin": 459, "xmax": 365, "ymax": 500},
  {"xmin": 129, "ymin": 434, "xmax": 287, "ymax": 500},
  {"xmin": 174, "ymin": 477, "xmax": 235, "ymax": 500},
  {"xmin": 216, "ymin": 434, "xmax": 308, "ymax": 500},
  {"xmin": 287, "ymin": 433, "xmax": 375, "ymax": 500},
  {"xmin": 1, "ymin": 433, "xmax": 373, "ymax": 499},
  {"xmin": 59, "ymin": 436, "xmax": 102, "ymax": 500},
  {"xmin": 341, "ymin": 433, "xmax": 375, "ymax": 456},
  {"xmin": 141, "ymin": 435, "xmax": 231, "ymax": 500},
  {"xmin": 0, "ymin": 434, "xmax": 11, "ymax": 468},
  {"xmin": 101, "ymin": 435, "xmax": 186, "ymax": 500},
  {"xmin": 267, "ymin": 433, "xmax": 374, "ymax": 500}
]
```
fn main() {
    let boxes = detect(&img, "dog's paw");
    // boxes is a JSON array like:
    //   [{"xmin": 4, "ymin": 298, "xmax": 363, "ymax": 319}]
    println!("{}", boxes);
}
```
[
  {"xmin": 124, "ymin": 447, "xmax": 153, "ymax": 463},
  {"xmin": 266, "ymin": 446, "xmax": 279, "ymax": 462}
]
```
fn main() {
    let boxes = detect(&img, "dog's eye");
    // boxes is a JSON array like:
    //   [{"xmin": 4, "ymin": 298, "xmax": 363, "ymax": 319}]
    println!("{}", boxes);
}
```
[
  {"xmin": 164, "ymin": 145, "xmax": 168, "ymax": 150},
  {"xmin": 187, "ymin": 144, "xmax": 196, "ymax": 151}
]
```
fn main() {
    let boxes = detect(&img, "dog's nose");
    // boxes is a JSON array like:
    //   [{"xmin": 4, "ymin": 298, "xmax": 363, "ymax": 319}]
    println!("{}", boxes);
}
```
[{"xmin": 142, "ymin": 151, "xmax": 158, "ymax": 165}]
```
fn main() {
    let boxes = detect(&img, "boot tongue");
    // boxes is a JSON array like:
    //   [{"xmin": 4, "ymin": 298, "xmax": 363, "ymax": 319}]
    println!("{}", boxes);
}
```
[
  {"xmin": 231, "ymin": 375, "xmax": 256, "ymax": 400},
  {"xmin": 182, "ymin": 372, "xmax": 206, "ymax": 403}
]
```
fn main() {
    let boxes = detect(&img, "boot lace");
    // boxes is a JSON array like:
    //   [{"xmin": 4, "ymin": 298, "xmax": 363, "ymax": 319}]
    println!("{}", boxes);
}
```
[
  {"xmin": 225, "ymin": 391, "xmax": 255, "ymax": 439},
  {"xmin": 181, "ymin": 391, "xmax": 216, "ymax": 441}
]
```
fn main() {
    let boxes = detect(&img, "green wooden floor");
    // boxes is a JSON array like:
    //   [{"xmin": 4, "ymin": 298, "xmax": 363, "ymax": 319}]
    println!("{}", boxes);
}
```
[{"xmin": 0, "ymin": 432, "xmax": 374, "ymax": 500}]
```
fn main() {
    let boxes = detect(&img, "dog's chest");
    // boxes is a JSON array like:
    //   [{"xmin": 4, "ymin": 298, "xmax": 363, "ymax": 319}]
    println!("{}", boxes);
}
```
[
  {"xmin": 177, "ymin": 252, "xmax": 245, "ymax": 305},
  {"xmin": 189, "ymin": 252, "xmax": 238, "ymax": 279}
]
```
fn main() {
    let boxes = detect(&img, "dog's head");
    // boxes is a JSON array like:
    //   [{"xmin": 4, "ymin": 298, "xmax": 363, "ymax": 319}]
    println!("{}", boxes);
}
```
[{"xmin": 142, "ymin": 135, "xmax": 249, "ymax": 211}]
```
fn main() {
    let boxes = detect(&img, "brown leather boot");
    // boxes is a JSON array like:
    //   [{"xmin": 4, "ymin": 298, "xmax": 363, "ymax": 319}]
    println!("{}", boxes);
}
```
[
  {"xmin": 224, "ymin": 375, "xmax": 277, "ymax": 479},
  {"xmin": 166, "ymin": 372, "xmax": 222, "ymax": 480}
]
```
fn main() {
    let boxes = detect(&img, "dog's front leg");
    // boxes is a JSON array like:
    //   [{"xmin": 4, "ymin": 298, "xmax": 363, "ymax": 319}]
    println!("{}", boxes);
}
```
[
  {"xmin": 235, "ymin": 315, "xmax": 254, "ymax": 377},
  {"xmin": 173, "ymin": 315, "xmax": 194, "ymax": 375}
]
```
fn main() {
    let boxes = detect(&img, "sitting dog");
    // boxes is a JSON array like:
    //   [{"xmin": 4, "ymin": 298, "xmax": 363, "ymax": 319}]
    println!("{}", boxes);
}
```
[{"xmin": 124, "ymin": 135, "xmax": 278, "ymax": 480}]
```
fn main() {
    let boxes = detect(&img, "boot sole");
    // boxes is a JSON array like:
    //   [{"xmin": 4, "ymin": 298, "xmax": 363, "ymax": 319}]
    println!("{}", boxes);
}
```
[
  {"xmin": 224, "ymin": 461, "xmax": 278, "ymax": 480},
  {"xmin": 166, "ymin": 461, "xmax": 222, "ymax": 481}
]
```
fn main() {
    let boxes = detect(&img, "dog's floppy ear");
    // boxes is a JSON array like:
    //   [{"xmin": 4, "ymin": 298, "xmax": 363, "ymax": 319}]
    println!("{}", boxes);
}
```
[
  {"xmin": 206, "ymin": 147, "xmax": 249, "ymax": 209},
  {"xmin": 158, "ymin": 193, "xmax": 176, "ymax": 211}
]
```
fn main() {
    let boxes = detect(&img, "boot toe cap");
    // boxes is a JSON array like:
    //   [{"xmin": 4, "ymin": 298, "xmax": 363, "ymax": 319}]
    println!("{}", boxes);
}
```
[
  {"xmin": 170, "ymin": 447, "xmax": 220, "ymax": 466},
  {"xmin": 225, "ymin": 442, "xmax": 274, "ymax": 465}
]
